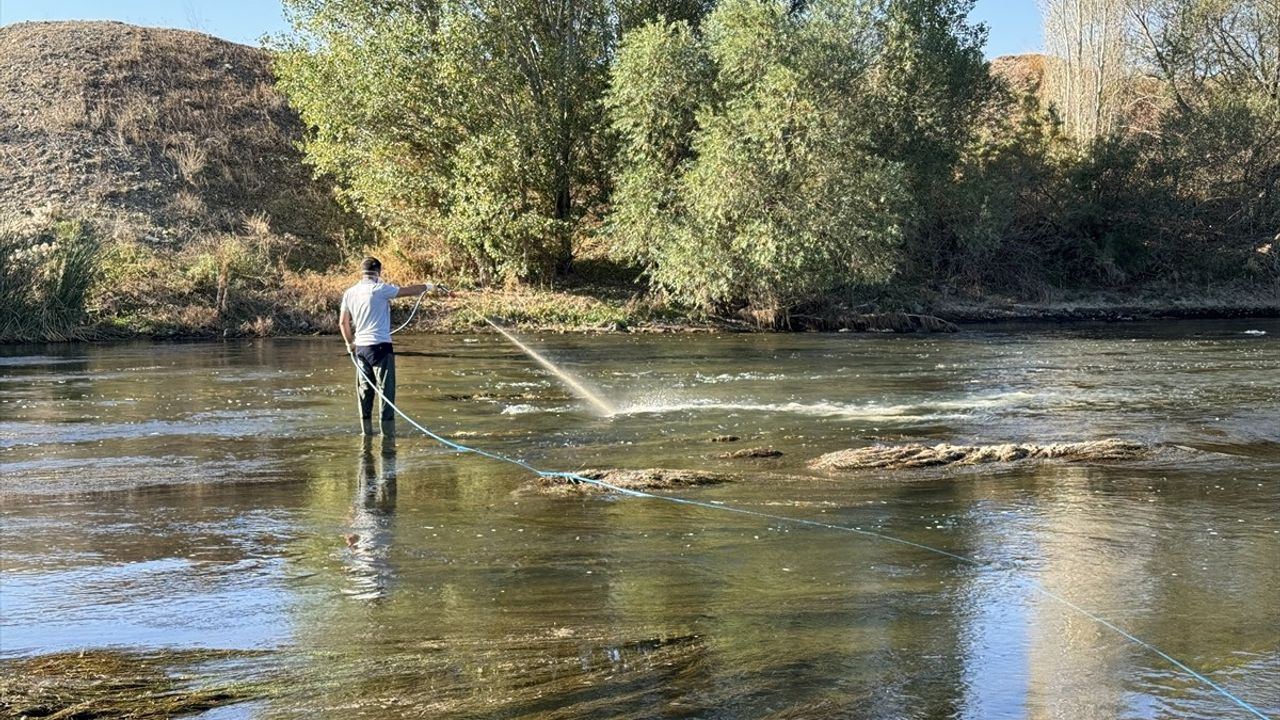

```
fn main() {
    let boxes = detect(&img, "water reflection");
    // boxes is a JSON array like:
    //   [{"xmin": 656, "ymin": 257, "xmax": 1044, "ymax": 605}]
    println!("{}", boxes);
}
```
[
  {"xmin": 343, "ymin": 432, "xmax": 399, "ymax": 602},
  {"xmin": 1, "ymin": 324, "xmax": 1277, "ymax": 718}
]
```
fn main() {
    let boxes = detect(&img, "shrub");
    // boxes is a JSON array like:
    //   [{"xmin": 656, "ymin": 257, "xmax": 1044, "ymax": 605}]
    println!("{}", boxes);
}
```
[{"xmin": 607, "ymin": 2, "xmax": 910, "ymax": 324}]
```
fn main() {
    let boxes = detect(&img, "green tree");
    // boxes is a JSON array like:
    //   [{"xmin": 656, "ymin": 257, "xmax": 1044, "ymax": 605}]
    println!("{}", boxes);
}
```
[
  {"xmin": 608, "ymin": 0, "xmax": 908, "ymax": 324},
  {"xmin": 273, "ymin": 0, "xmax": 708, "ymax": 283},
  {"xmin": 865, "ymin": 0, "xmax": 991, "ymax": 284},
  {"xmin": 606, "ymin": 20, "xmax": 710, "ymax": 275}
]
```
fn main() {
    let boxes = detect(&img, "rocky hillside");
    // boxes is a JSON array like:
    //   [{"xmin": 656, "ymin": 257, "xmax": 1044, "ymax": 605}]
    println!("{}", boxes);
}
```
[
  {"xmin": 989, "ymin": 53, "xmax": 1048, "ymax": 97},
  {"xmin": 0, "ymin": 21, "xmax": 359, "ymax": 250}
]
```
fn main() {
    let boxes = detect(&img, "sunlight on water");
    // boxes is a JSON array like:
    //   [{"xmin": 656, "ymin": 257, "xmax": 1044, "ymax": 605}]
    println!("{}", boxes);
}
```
[{"xmin": 2, "ymin": 320, "xmax": 1277, "ymax": 719}]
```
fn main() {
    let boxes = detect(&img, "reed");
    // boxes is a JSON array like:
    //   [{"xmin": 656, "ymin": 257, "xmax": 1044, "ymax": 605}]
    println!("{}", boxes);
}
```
[{"xmin": 0, "ymin": 215, "xmax": 99, "ymax": 342}]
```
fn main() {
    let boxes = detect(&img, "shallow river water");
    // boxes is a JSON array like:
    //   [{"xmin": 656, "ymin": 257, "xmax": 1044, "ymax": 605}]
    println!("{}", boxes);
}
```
[{"xmin": 2, "ymin": 320, "xmax": 1278, "ymax": 719}]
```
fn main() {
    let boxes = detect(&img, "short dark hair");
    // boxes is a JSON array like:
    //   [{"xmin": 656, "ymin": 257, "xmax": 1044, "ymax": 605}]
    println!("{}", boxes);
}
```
[{"xmin": 360, "ymin": 256, "xmax": 382, "ymax": 274}]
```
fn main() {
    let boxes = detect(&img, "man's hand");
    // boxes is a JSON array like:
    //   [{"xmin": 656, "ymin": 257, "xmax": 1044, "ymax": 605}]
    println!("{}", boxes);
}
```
[{"xmin": 339, "ymin": 307, "xmax": 355, "ymax": 353}]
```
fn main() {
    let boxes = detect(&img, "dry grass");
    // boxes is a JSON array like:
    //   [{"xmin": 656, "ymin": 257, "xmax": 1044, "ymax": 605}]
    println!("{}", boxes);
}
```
[
  {"xmin": 240, "ymin": 315, "xmax": 275, "ymax": 336},
  {"xmin": 169, "ymin": 189, "xmax": 206, "ymax": 221},
  {"xmin": 242, "ymin": 210, "xmax": 271, "ymax": 239},
  {"xmin": 0, "ymin": 21, "xmax": 365, "ymax": 253},
  {"xmin": 45, "ymin": 91, "xmax": 89, "ymax": 130},
  {"xmin": 990, "ymin": 53, "xmax": 1048, "ymax": 96},
  {"xmin": 810, "ymin": 439, "xmax": 1153, "ymax": 471},
  {"xmin": 455, "ymin": 287, "xmax": 642, "ymax": 331},
  {"xmin": 111, "ymin": 94, "xmax": 159, "ymax": 146},
  {"xmin": 521, "ymin": 468, "xmax": 735, "ymax": 495},
  {"xmin": 165, "ymin": 141, "xmax": 208, "ymax": 185}
]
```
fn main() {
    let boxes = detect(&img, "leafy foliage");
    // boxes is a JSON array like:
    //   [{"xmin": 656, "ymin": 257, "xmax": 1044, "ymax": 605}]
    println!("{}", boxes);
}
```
[
  {"xmin": 273, "ymin": 0, "xmax": 709, "ymax": 284},
  {"xmin": 1009, "ymin": 0, "xmax": 1280, "ymax": 289},
  {"xmin": 1127, "ymin": 0, "xmax": 1280, "ymax": 281},
  {"xmin": 609, "ymin": 0, "xmax": 919, "ymax": 323},
  {"xmin": 864, "ymin": 0, "xmax": 991, "ymax": 284},
  {"xmin": 268, "ymin": 0, "xmax": 1276, "ymax": 321}
]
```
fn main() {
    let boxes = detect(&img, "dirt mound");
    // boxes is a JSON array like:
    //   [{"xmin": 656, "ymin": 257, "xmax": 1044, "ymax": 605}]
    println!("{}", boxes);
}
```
[
  {"xmin": 810, "ymin": 439, "xmax": 1151, "ymax": 471},
  {"xmin": 0, "ymin": 21, "xmax": 356, "ymax": 246},
  {"xmin": 522, "ymin": 468, "xmax": 734, "ymax": 495},
  {"xmin": 990, "ymin": 54, "xmax": 1048, "ymax": 96}
]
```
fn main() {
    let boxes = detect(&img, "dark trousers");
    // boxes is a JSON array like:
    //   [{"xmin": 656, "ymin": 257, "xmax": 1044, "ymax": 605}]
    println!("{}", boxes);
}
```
[{"xmin": 354, "ymin": 343, "xmax": 396, "ymax": 423}]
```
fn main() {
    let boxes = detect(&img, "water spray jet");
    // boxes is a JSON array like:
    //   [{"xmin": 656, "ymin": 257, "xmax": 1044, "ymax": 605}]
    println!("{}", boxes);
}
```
[{"xmin": 482, "ymin": 317, "xmax": 617, "ymax": 417}]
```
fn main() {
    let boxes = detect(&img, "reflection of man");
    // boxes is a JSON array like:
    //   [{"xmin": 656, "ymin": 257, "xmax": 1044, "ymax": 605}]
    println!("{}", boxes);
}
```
[
  {"xmin": 338, "ymin": 256, "xmax": 447, "ymax": 435},
  {"xmin": 345, "ymin": 435, "xmax": 398, "ymax": 602}
]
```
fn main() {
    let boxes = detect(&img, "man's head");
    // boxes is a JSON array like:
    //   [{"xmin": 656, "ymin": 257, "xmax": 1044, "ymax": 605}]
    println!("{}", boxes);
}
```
[{"xmin": 360, "ymin": 256, "xmax": 382, "ymax": 277}]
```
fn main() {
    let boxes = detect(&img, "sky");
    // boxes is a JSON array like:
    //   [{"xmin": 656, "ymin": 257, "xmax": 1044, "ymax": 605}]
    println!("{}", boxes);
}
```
[{"xmin": 0, "ymin": 0, "xmax": 1043, "ymax": 57}]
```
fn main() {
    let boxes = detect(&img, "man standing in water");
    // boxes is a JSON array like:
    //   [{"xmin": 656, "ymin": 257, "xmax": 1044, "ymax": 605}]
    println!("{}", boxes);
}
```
[{"xmin": 339, "ymin": 257, "xmax": 447, "ymax": 435}]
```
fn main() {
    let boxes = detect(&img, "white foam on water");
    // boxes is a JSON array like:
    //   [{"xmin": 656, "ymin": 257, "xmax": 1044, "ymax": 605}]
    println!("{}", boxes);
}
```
[
  {"xmin": 0, "ymin": 355, "xmax": 84, "ymax": 367},
  {"xmin": 501, "ymin": 404, "xmax": 541, "ymax": 415},
  {"xmin": 612, "ymin": 391, "xmax": 1039, "ymax": 421},
  {"xmin": 1243, "ymin": 330, "xmax": 1266, "ymax": 336},
  {"xmin": 692, "ymin": 372, "xmax": 791, "ymax": 384}
]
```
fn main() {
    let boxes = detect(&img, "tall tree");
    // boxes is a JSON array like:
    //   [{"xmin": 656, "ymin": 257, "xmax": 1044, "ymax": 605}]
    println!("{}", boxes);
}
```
[
  {"xmin": 867, "ymin": 0, "xmax": 990, "ymax": 188},
  {"xmin": 1126, "ymin": 0, "xmax": 1280, "ymax": 274},
  {"xmin": 608, "ymin": 0, "xmax": 908, "ymax": 324},
  {"xmin": 1040, "ymin": 0, "xmax": 1131, "ymax": 143},
  {"xmin": 273, "ymin": 0, "xmax": 708, "ymax": 282},
  {"xmin": 864, "ymin": 0, "xmax": 991, "ymax": 282}
]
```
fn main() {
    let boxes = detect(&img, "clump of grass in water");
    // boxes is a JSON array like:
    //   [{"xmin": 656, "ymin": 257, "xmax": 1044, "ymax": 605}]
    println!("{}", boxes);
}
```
[
  {"xmin": 0, "ymin": 649, "xmax": 266, "ymax": 719},
  {"xmin": 522, "ymin": 467, "xmax": 734, "ymax": 495}
]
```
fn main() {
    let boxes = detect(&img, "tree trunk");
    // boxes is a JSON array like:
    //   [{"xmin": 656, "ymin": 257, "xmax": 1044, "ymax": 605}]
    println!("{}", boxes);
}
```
[{"xmin": 554, "ymin": 132, "xmax": 573, "ymax": 274}]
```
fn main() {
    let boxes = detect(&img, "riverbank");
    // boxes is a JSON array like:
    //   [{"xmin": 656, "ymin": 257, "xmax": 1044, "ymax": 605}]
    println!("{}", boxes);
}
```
[
  {"xmin": 81, "ymin": 283, "xmax": 1280, "ymax": 341},
  {"xmin": 3, "ymin": 209, "xmax": 1275, "ymax": 342},
  {"xmin": 933, "ymin": 290, "xmax": 1280, "ymax": 324}
]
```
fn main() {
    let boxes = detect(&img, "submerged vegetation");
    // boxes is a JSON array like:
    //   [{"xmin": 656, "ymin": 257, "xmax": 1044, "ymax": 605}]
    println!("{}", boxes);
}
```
[{"xmin": 0, "ymin": 649, "xmax": 261, "ymax": 719}]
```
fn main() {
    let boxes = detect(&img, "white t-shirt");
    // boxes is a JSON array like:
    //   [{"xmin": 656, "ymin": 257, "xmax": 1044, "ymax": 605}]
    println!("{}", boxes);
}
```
[{"xmin": 341, "ymin": 278, "xmax": 400, "ymax": 346}]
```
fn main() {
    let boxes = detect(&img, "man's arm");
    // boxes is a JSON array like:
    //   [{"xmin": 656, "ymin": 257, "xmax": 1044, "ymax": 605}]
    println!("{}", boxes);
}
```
[{"xmin": 339, "ymin": 307, "xmax": 355, "ymax": 353}]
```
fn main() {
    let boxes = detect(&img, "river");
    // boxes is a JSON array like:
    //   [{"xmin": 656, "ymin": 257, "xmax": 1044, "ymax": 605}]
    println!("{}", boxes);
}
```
[{"xmin": 2, "ymin": 320, "xmax": 1277, "ymax": 718}]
